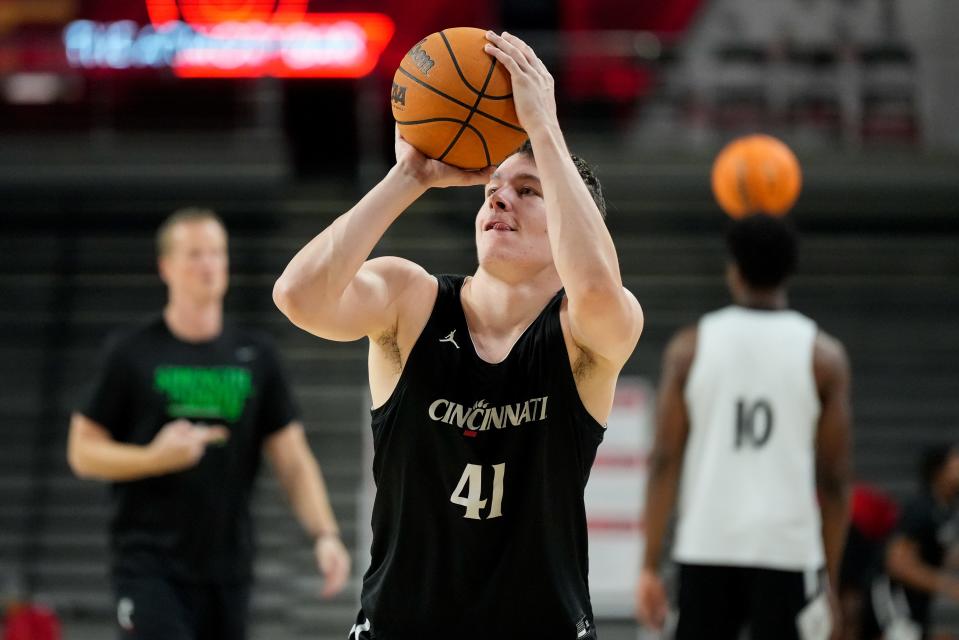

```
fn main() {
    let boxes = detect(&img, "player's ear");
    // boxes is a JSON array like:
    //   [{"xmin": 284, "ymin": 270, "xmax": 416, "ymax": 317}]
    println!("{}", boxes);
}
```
[
  {"xmin": 158, "ymin": 255, "xmax": 171, "ymax": 285},
  {"xmin": 725, "ymin": 262, "xmax": 741, "ymax": 294}
]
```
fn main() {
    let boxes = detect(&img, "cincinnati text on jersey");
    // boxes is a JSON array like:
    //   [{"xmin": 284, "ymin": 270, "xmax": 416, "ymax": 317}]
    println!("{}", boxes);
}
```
[{"xmin": 427, "ymin": 396, "xmax": 549, "ymax": 432}]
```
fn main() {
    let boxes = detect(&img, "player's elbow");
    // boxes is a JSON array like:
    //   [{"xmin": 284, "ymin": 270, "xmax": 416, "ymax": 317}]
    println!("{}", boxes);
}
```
[
  {"xmin": 816, "ymin": 463, "xmax": 851, "ymax": 503},
  {"xmin": 572, "ymin": 287, "xmax": 644, "ymax": 343},
  {"xmin": 576, "ymin": 279, "xmax": 625, "ymax": 307},
  {"xmin": 884, "ymin": 539, "xmax": 913, "ymax": 582},
  {"xmin": 67, "ymin": 415, "xmax": 102, "ymax": 480},
  {"xmin": 67, "ymin": 438, "xmax": 95, "ymax": 480},
  {"xmin": 272, "ymin": 277, "xmax": 296, "ymax": 317},
  {"xmin": 273, "ymin": 276, "xmax": 312, "ymax": 326}
]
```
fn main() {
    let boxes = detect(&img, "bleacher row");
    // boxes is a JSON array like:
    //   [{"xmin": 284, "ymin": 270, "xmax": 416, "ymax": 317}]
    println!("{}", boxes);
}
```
[
  {"xmin": 1, "ymin": 149, "xmax": 958, "ymax": 638},
  {"xmin": 632, "ymin": 0, "xmax": 922, "ymax": 149}
]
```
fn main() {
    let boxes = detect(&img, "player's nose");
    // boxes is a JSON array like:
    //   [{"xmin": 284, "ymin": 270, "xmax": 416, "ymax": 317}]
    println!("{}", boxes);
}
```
[{"xmin": 491, "ymin": 191, "xmax": 511, "ymax": 211}]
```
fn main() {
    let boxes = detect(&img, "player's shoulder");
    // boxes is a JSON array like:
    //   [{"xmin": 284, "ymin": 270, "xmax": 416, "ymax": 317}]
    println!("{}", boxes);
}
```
[
  {"xmin": 228, "ymin": 322, "xmax": 282, "ymax": 354},
  {"xmin": 364, "ymin": 256, "xmax": 437, "ymax": 302},
  {"xmin": 365, "ymin": 256, "xmax": 431, "ymax": 283},
  {"xmin": 665, "ymin": 323, "xmax": 699, "ymax": 365},
  {"xmin": 222, "ymin": 324, "xmax": 293, "ymax": 374},
  {"xmin": 656, "ymin": 323, "xmax": 698, "ymax": 385},
  {"xmin": 101, "ymin": 315, "xmax": 164, "ymax": 353},
  {"xmin": 813, "ymin": 329, "xmax": 850, "ymax": 374}
]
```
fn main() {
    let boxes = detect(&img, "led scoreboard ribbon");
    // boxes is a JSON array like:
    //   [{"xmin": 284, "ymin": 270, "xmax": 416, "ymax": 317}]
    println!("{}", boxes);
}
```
[{"xmin": 64, "ymin": 0, "xmax": 395, "ymax": 78}]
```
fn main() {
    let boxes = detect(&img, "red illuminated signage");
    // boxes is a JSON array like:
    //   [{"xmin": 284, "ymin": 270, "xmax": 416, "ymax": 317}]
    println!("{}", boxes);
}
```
[
  {"xmin": 146, "ymin": 0, "xmax": 312, "ymax": 26},
  {"xmin": 64, "ymin": 0, "xmax": 395, "ymax": 78}
]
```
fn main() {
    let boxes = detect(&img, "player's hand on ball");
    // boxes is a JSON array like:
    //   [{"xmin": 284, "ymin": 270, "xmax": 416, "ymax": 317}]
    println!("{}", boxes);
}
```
[
  {"xmin": 394, "ymin": 125, "xmax": 493, "ymax": 189},
  {"xmin": 314, "ymin": 534, "xmax": 351, "ymax": 598},
  {"xmin": 636, "ymin": 568, "xmax": 669, "ymax": 630},
  {"xmin": 148, "ymin": 419, "xmax": 229, "ymax": 474},
  {"xmin": 483, "ymin": 31, "xmax": 558, "ymax": 136}
]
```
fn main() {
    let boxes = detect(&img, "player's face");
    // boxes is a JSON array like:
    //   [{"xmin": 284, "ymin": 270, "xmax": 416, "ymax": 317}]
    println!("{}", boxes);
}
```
[
  {"xmin": 159, "ymin": 219, "xmax": 229, "ymax": 304},
  {"xmin": 475, "ymin": 153, "xmax": 552, "ymax": 271}
]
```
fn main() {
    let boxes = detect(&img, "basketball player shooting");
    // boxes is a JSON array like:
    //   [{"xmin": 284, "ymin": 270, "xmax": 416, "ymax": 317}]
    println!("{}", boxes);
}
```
[{"xmin": 274, "ymin": 30, "xmax": 643, "ymax": 640}]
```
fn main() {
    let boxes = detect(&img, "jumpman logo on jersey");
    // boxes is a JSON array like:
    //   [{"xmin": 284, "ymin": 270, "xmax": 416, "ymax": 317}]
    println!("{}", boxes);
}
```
[
  {"xmin": 350, "ymin": 618, "xmax": 370, "ymax": 640},
  {"xmin": 439, "ymin": 330, "xmax": 460, "ymax": 349}
]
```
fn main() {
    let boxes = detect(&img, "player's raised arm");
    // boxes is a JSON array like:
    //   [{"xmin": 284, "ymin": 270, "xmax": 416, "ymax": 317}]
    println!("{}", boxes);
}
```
[
  {"xmin": 273, "ymin": 128, "xmax": 491, "ymax": 342},
  {"xmin": 483, "ymin": 31, "xmax": 642, "ymax": 366}
]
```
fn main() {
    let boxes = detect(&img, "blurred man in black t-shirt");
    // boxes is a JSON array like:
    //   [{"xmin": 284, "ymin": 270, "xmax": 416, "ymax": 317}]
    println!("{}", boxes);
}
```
[
  {"xmin": 886, "ymin": 444, "xmax": 959, "ymax": 638},
  {"xmin": 67, "ymin": 208, "xmax": 350, "ymax": 640}
]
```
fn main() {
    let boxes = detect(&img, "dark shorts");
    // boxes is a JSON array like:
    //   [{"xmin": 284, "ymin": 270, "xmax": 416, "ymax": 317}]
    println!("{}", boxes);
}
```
[
  {"xmin": 675, "ymin": 563, "xmax": 828, "ymax": 640},
  {"xmin": 113, "ymin": 574, "xmax": 250, "ymax": 640}
]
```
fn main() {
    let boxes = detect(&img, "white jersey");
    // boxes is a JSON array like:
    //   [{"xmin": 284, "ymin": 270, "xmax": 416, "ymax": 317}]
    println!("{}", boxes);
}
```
[{"xmin": 673, "ymin": 305, "xmax": 824, "ymax": 571}]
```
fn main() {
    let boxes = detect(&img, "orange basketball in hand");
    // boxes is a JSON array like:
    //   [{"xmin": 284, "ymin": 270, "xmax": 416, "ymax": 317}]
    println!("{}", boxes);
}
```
[
  {"xmin": 391, "ymin": 27, "xmax": 528, "ymax": 170},
  {"xmin": 711, "ymin": 134, "xmax": 802, "ymax": 218}
]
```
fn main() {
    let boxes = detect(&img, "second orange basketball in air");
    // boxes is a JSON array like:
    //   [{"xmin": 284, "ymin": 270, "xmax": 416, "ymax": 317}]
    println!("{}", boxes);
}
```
[
  {"xmin": 711, "ymin": 134, "xmax": 802, "ymax": 219},
  {"xmin": 391, "ymin": 27, "xmax": 528, "ymax": 170}
]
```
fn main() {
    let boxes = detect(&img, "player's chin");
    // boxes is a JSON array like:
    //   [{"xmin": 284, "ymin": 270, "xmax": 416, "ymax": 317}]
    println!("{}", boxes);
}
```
[
  {"xmin": 477, "ymin": 241, "xmax": 512, "ymax": 262},
  {"xmin": 196, "ymin": 284, "xmax": 227, "ymax": 303},
  {"xmin": 478, "ymin": 248, "xmax": 537, "ymax": 272}
]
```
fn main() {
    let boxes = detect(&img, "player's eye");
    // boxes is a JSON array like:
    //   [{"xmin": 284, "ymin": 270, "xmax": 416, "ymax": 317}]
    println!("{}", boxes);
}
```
[
  {"xmin": 486, "ymin": 187, "xmax": 498, "ymax": 197},
  {"xmin": 519, "ymin": 186, "xmax": 538, "ymax": 196}
]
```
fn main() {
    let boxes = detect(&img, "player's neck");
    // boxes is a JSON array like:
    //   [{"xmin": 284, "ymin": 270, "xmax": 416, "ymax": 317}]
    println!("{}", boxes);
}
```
[
  {"xmin": 463, "ymin": 267, "xmax": 560, "ymax": 336},
  {"xmin": 163, "ymin": 298, "xmax": 223, "ymax": 343},
  {"xmin": 734, "ymin": 288, "xmax": 788, "ymax": 311}
]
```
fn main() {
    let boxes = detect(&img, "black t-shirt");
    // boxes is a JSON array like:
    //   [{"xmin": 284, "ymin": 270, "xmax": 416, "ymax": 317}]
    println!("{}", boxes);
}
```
[
  {"xmin": 82, "ymin": 316, "xmax": 297, "ymax": 583},
  {"xmin": 894, "ymin": 492, "xmax": 958, "ymax": 627},
  {"xmin": 361, "ymin": 275, "xmax": 605, "ymax": 640}
]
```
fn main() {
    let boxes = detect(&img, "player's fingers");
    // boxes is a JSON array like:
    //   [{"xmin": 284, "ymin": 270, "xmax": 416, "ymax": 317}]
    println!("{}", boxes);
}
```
[
  {"xmin": 394, "ymin": 124, "xmax": 409, "ymax": 153},
  {"xmin": 321, "ymin": 551, "xmax": 349, "ymax": 597},
  {"xmin": 484, "ymin": 31, "xmax": 529, "ymax": 72},
  {"xmin": 458, "ymin": 165, "xmax": 495, "ymax": 186},
  {"xmin": 199, "ymin": 425, "xmax": 230, "ymax": 444},
  {"xmin": 637, "ymin": 598, "xmax": 652, "ymax": 628},
  {"xmin": 482, "ymin": 42, "xmax": 521, "ymax": 76},
  {"xmin": 170, "ymin": 419, "xmax": 192, "ymax": 432},
  {"xmin": 637, "ymin": 589, "xmax": 664, "ymax": 630},
  {"xmin": 640, "ymin": 603, "xmax": 662, "ymax": 630},
  {"xmin": 395, "ymin": 123, "xmax": 414, "ymax": 144},
  {"xmin": 320, "ymin": 573, "xmax": 337, "ymax": 598},
  {"xmin": 433, "ymin": 162, "xmax": 491, "ymax": 187},
  {"xmin": 499, "ymin": 32, "xmax": 553, "ymax": 83},
  {"xmin": 653, "ymin": 598, "xmax": 668, "ymax": 629},
  {"xmin": 500, "ymin": 31, "xmax": 538, "ymax": 68},
  {"xmin": 529, "ymin": 54, "xmax": 552, "ymax": 82}
]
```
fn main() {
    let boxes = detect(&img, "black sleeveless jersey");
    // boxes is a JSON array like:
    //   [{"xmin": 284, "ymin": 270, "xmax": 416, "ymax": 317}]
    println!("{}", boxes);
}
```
[{"xmin": 361, "ymin": 275, "xmax": 605, "ymax": 639}]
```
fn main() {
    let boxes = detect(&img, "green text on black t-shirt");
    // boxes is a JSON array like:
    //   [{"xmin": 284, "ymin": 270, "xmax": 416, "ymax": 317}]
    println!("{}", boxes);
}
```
[{"xmin": 154, "ymin": 365, "xmax": 252, "ymax": 422}]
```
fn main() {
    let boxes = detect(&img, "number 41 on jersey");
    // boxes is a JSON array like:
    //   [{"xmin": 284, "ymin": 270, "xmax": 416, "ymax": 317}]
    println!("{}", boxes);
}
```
[{"xmin": 450, "ymin": 463, "xmax": 505, "ymax": 520}]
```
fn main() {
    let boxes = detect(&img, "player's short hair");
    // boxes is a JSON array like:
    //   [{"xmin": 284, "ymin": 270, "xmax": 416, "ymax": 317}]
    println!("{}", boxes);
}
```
[
  {"xmin": 920, "ymin": 444, "xmax": 956, "ymax": 490},
  {"xmin": 725, "ymin": 214, "xmax": 798, "ymax": 289},
  {"xmin": 156, "ymin": 207, "xmax": 226, "ymax": 257},
  {"xmin": 511, "ymin": 140, "xmax": 606, "ymax": 217}
]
